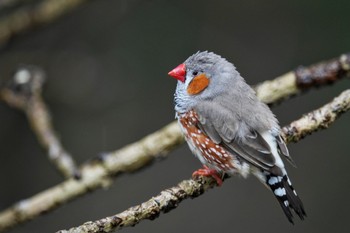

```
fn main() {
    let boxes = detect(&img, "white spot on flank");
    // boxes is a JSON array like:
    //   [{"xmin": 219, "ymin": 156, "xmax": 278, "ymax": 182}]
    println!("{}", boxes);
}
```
[
  {"xmin": 293, "ymin": 190, "xmax": 298, "ymax": 196},
  {"xmin": 201, "ymin": 143, "xmax": 206, "ymax": 148},
  {"xmin": 284, "ymin": 200, "xmax": 289, "ymax": 207},
  {"xmin": 274, "ymin": 188, "xmax": 286, "ymax": 197},
  {"xmin": 214, "ymin": 159, "xmax": 221, "ymax": 163},
  {"xmin": 212, "ymin": 149, "xmax": 222, "ymax": 157}
]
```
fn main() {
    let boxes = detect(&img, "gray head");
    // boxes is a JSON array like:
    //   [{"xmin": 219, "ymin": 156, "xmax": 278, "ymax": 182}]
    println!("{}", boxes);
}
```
[
  {"xmin": 169, "ymin": 51, "xmax": 246, "ymax": 113},
  {"xmin": 169, "ymin": 51, "xmax": 280, "ymax": 137}
]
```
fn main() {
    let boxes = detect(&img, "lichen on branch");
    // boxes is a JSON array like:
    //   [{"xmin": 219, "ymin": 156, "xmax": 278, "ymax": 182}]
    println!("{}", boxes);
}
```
[
  {"xmin": 0, "ymin": 53, "xmax": 349, "ymax": 232},
  {"xmin": 57, "ymin": 89, "xmax": 350, "ymax": 233}
]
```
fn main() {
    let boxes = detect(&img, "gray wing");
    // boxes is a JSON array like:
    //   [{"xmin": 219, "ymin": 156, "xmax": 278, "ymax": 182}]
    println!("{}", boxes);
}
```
[
  {"xmin": 276, "ymin": 135, "xmax": 296, "ymax": 167},
  {"xmin": 195, "ymin": 104, "xmax": 283, "ymax": 176}
]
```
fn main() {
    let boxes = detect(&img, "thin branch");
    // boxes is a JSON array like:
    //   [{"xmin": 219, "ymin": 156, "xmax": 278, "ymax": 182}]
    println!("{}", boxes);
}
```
[
  {"xmin": 0, "ymin": 53, "xmax": 349, "ymax": 232},
  {"xmin": 282, "ymin": 89, "xmax": 350, "ymax": 143},
  {"xmin": 0, "ymin": 0, "xmax": 23, "ymax": 10},
  {"xmin": 0, "ymin": 0, "xmax": 90, "ymax": 46},
  {"xmin": 57, "ymin": 89, "xmax": 350, "ymax": 233},
  {"xmin": 0, "ymin": 122, "xmax": 183, "ymax": 233},
  {"xmin": 255, "ymin": 53, "xmax": 350, "ymax": 104},
  {"xmin": 0, "ymin": 65, "xmax": 80, "ymax": 178},
  {"xmin": 57, "ymin": 177, "xmax": 217, "ymax": 233}
]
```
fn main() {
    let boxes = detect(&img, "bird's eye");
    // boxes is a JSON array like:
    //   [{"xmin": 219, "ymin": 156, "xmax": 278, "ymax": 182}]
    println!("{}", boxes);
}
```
[{"xmin": 192, "ymin": 71, "xmax": 198, "ymax": 76}]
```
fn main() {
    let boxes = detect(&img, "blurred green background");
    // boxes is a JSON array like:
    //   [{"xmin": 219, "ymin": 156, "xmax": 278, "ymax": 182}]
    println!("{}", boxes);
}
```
[{"xmin": 0, "ymin": 0, "xmax": 349, "ymax": 232}]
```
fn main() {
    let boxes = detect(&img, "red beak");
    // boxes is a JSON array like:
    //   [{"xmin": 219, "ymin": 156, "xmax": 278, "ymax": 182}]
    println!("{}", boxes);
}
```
[{"xmin": 168, "ymin": 63, "xmax": 186, "ymax": 82}]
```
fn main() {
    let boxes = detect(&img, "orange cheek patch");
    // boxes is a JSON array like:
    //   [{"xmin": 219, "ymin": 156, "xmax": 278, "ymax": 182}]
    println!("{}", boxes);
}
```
[{"xmin": 187, "ymin": 74, "xmax": 210, "ymax": 95}]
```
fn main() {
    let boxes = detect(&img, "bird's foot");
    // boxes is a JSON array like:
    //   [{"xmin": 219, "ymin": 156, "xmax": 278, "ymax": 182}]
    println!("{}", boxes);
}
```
[{"xmin": 192, "ymin": 165, "xmax": 223, "ymax": 186}]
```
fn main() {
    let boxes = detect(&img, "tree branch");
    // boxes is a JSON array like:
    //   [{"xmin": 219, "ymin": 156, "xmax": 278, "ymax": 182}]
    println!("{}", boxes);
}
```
[
  {"xmin": 0, "ymin": 0, "xmax": 23, "ymax": 10},
  {"xmin": 255, "ymin": 53, "xmax": 350, "ymax": 104},
  {"xmin": 57, "ymin": 177, "xmax": 217, "ymax": 233},
  {"xmin": 0, "ymin": 121, "xmax": 183, "ymax": 233},
  {"xmin": 57, "ymin": 89, "xmax": 350, "ymax": 233},
  {"xmin": 0, "ymin": 65, "xmax": 80, "ymax": 179},
  {"xmin": 0, "ymin": 0, "xmax": 90, "ymax": 46},
  {"xmin": 282, "ymin": 89, "xmax": 350, "ymax": 143},
  {"xmin": 0, "ymin": 53, "xmax": 349, "ymax": 232}
]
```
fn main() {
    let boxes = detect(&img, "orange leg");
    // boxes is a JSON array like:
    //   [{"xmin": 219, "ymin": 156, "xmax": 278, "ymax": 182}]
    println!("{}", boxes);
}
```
[{"xmin": 192, "ymin": 165, "xmax": 223, "ymax": 186}]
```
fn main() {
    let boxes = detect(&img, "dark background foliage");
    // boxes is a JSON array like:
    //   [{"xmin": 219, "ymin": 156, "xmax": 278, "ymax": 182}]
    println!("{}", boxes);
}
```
[{"xmin": 0, "ymin": 0, "xmax": 349, "ymax": 232}]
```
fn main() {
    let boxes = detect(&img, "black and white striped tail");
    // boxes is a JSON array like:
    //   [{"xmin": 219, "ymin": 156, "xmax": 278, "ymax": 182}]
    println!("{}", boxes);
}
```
[{"xmin": 266, "ymin": 173, "xmax": 306, "ymax": 224}]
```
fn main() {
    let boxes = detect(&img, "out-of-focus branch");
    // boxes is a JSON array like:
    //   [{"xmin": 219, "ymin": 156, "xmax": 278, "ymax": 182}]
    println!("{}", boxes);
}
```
[
  {"xmin": 0, "ymin": 0, "xmax": 22, "ymax": 10},
  {"xmin": 255, "ymin": 53, "xmax": 350, "ymax": 104},
  {"xmin": 0, "ymin": 122, "xmax": 183, "ymax": 233},
  {"xmin": 57, "ymin": 89, "xmax": 350, "ymax": 233},
  {"xmin": 0, "ymin": 0, "xmax": 89, "ymax": 46},
  {"xmin": 0, "ymin": 65, "xmax": 80, "ymax": 179},
  {"xmin": 0, "ymin": 53, "xmax": 348, "ymax": 232}
]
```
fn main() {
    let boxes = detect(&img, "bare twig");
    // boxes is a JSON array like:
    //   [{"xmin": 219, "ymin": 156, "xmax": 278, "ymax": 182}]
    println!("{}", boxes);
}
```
[
  {"xmin": 57, "ymin": 89, "xmax": 350, "ymax": 233},
  {"xmin": 0, "ymin": 65, "xmax": 80, "ymax": 179},
  {"xmin": 0, "ymin": 54, "xmax": 349, "ymax": 232},
  {"xmin": 255, "ymin": 53, "xmax": 350, "ymax": 104},
  {"xmin": 0, "ymin": 122, "xmax": 183, "ymax": 233},
  {"xmin": 0, "ymin": 0, "xmax": 89, "ymax": 46},
  {"xmin": 57, "ymin": 177, "xmax": 217, "ymax": 233},
  {"xmin": 282, "ymin": 90, "xmax": 350, "ymax": 143}
]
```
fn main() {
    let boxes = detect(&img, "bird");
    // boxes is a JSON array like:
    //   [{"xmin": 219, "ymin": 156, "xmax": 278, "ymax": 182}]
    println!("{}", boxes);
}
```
[{"xmin": 168, "ymin": 51, "xmax": 306, "ymax": 224}]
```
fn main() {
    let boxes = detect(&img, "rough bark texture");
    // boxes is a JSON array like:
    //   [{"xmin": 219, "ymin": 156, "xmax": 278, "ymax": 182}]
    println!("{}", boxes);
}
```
[
  {"xmin": 0, "ymin": 122, "xmax": 183, "ymax": 232},
  {"xmin": 57, "ymin": 90, "xmax": 350, "ymax": 233},
  {"xmin": 282, "ymin": 90, "xmax": 350, "ymax": 143},
  {"xmin": 255, "ymin": 53, "xmax": 350, "ymax": 104},
  {"xmin": 0, "ymin": 53, "xmax": 349, "ymax": 232},
  {"xmin": 56, "ymin": 177, "xmax": 215, "ymax": 233}
]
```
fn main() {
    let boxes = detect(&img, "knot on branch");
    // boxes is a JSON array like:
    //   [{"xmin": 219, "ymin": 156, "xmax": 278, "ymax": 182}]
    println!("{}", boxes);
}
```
[
  {"xmin": 1, "ymin": 65, "xmax": 45, "ymax": 108},
  {"xmin": 295, "ymin": 53, "xmax": 350, "ymax": 88}
]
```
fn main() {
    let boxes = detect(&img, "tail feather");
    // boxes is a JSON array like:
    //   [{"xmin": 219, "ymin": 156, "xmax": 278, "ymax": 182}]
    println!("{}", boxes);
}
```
[{"xmin": 266, "ymin": 174, "xmax": 306, "ymax": 224}]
